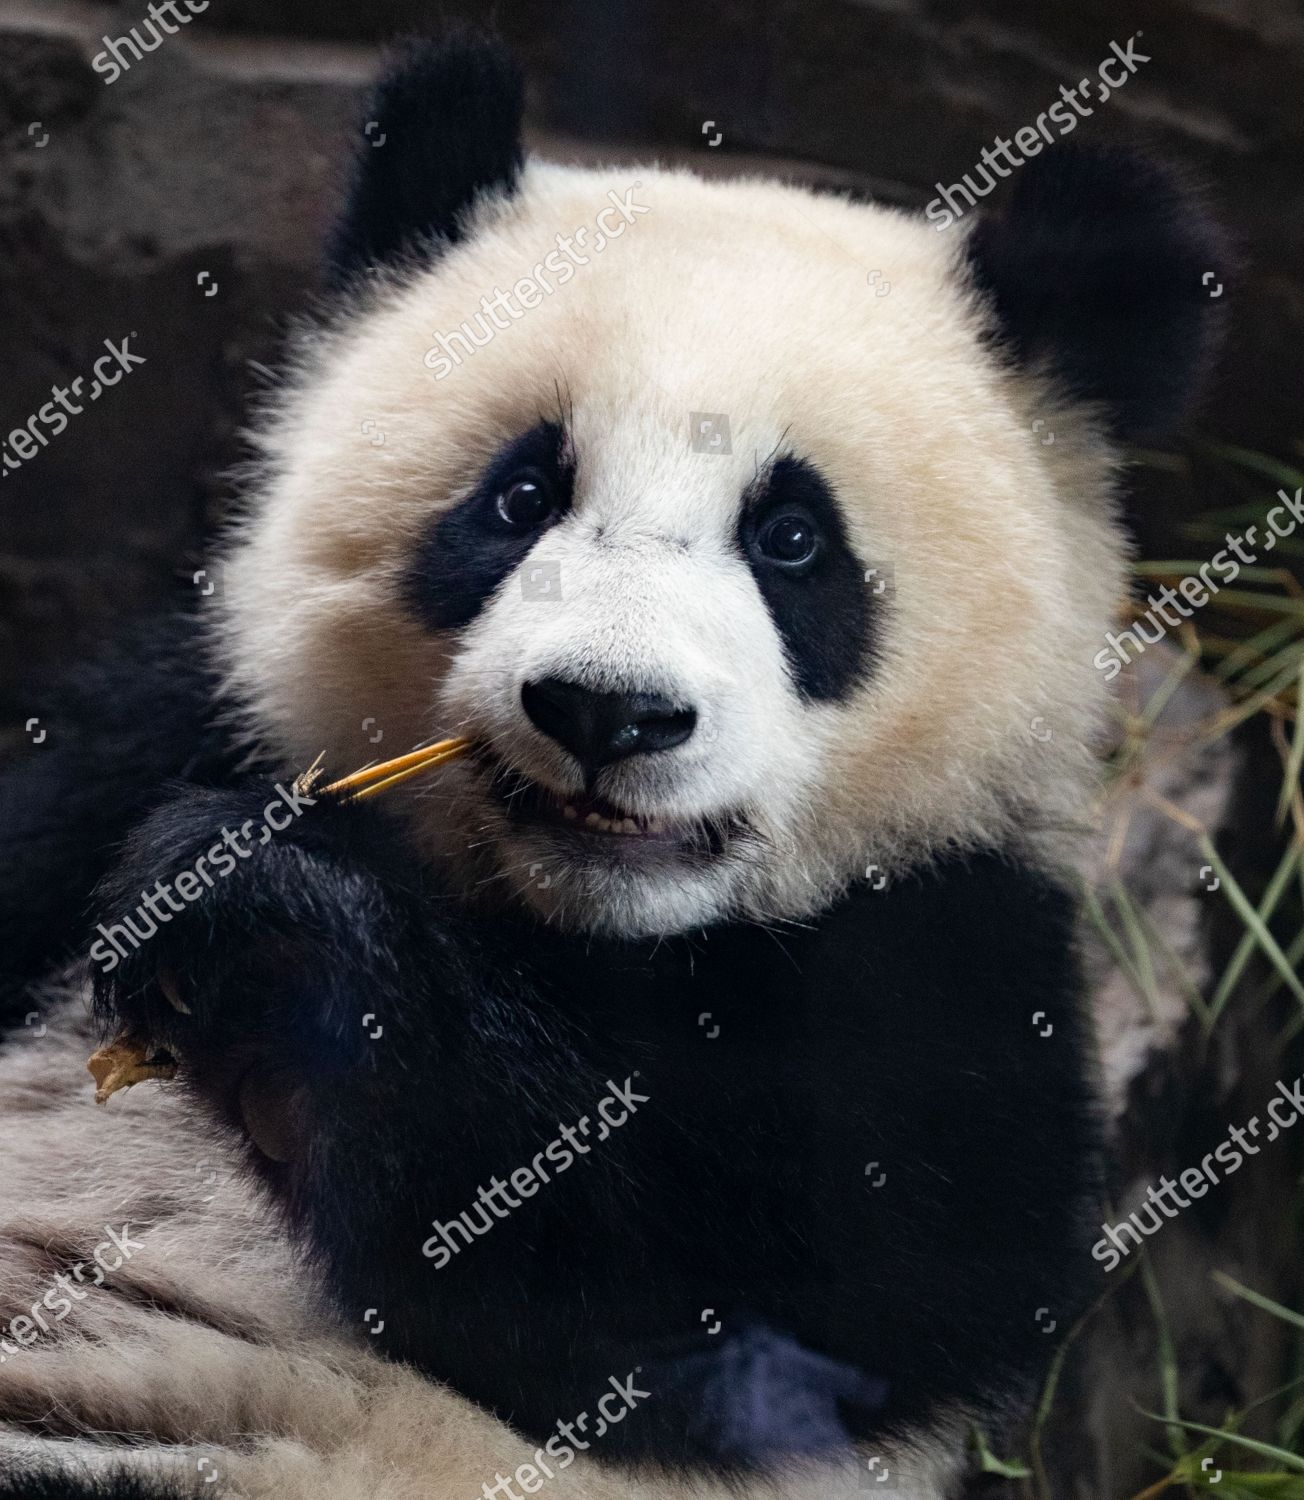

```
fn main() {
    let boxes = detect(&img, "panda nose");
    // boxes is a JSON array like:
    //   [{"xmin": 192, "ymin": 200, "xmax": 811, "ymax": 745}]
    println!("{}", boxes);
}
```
[{"xmin": 521, "ymin": 678, "xmax": 697, "ymax": 775}]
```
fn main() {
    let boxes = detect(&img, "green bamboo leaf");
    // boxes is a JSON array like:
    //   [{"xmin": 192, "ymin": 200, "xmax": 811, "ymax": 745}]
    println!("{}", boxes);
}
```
[
  {"xmin": 1198, "ymin": 441, "xmax": 1304, "ymax": 491},
  {"xmin": 1204, "ymin": 657, "xmax": 1304, "ymax": 738},
  {"xmin": 1111, "ymin": 880, "xmax": 1164, "ymax": 1022},
  {"xmin": 1276, "ymin": 659, "xmax": 1304, "ymax": 826},
  {"xmin": 1133, "ymin": 565, "xmax": 1303, "ymax": 590},
  {"xmin": 1211, "ymin": 618, "xmax": 1304, "ymax": 684},
  {"xmin": 1200, "ymin": 836, "xmax": 1304, "ymax": 1014},
  {"xmin": 1138, "ymin": 1412, "xmax": 1304, "ymax": 1473},
  {"xmin": 969, "ymin": 1424, "xmax": 1032, "ymax": 1479},
  {"xmin": 1194, "ymin": 1475, "xmax": 1304, "ymax": 1498},
  {"xmin": 1207, "ymin": 842, "xmax": 1303, "ymax": 1029},
  {"xmin": 1236, "ymin": 641, "xmax": 1304, "ymax": 693},
  {"xmin": 1195, "ymin": 590, "xmax": 1304, "ymax": 617},
  {"xmin": 1213, "ymin": 1271, "xmax": 1304, "ymax": 1333},
  {"xmin": 1262, "ymin": 927, "xmax": 1304, "ymax": 1037},
  {"xmin": 1140, "ymin": 639, "xmax": 1202, "ymax": 728},
  {"xmin": 1132, "ymin": 896, "xmax": 1211, "ymax": 1025},
  {"xmin": 1140, "ymin": 1249, "xmax": 1186, "ymax": 1457},
  {"xmin": 1082, "ymin": 884, "xmax": 1151, "ymax": 1010}
]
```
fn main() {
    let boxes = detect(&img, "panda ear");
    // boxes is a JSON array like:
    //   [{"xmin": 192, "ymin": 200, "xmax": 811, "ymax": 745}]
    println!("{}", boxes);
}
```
[
  {"xmin": 964, "ymin": 146, "xmax": 1229, "ymax": 441},
  {"xmin": 326, "ymin": 30, "xmax": 524, "ymax": 286}
]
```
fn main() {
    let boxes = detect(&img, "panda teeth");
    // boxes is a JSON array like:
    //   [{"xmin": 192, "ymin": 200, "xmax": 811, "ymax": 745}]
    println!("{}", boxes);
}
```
[
  {"xmin": 576, "ymin": 808, "xmax": 647, "ymax": 836},
  {"xmin": 562, "ymin": 805, "xmax": 578, "ymax": 820}
]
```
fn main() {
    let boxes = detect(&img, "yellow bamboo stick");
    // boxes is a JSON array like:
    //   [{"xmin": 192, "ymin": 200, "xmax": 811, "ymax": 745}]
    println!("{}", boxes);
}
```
[
  {"xmin": 346, "ymin": 744, "xmax": 470, "ymax": 801},
  {"xmin": 322, "ymin": 737, "xmax": 471, "ymax": 798}
]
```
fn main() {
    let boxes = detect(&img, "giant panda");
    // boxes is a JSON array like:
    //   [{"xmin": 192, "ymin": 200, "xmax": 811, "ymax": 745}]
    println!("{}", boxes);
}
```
[{"xmin": 0, "ymin": 29, "xmax": 1225, "ymax": 1500}]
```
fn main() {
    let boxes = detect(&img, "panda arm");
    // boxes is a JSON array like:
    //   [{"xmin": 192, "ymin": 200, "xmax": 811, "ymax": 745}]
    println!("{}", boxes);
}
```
[
  {"xmin": 88, "ymin": 783, "xmax": 893, "ymax": 1471},
  {"xmin": 88, "ymin": 778, "xmax": 411, "ymax": 1076}
]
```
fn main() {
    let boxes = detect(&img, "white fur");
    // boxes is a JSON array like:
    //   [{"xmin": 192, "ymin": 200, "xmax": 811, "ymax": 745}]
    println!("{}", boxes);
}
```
[{"xmin": 214, "ymin": 160, "xmax": 1128, "ymax": 938}]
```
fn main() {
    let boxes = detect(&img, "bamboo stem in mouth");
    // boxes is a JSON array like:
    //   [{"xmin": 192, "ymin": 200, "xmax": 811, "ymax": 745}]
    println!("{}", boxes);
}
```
[{"xmin": 321, "ymin": 737, "xmax": 472, "ymax": 801}]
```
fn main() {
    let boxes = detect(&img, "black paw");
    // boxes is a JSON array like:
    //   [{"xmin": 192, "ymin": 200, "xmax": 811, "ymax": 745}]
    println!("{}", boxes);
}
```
[
  {"xmin": 629, "ymin": 1324, "xmax": 887, "ymax": 1467},
  {"xmin": 89, "ymin": 777, "xmax": 398, "ymax": 1059}
]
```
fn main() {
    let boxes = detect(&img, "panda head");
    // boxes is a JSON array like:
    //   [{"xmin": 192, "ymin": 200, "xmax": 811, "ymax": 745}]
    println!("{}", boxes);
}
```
[{"xmin": 218, "ymin": 32, "xmax": 1226, "ymax": 939}]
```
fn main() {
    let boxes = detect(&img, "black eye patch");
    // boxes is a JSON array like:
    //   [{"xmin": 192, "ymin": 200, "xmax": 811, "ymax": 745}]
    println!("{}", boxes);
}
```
[
  {"xmin": 737, "ymin": 456, "xmax": 876, "ymax": 702},
  {"xmin": 401, "ymin": 421, "xmax": 574, "ymax": 631}
]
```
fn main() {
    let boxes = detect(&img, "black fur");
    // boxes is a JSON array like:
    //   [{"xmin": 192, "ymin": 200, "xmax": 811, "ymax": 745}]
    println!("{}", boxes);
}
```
[
  {"xmin": 0, "ymin": 613, "xmax": 244, "ymax": 1031},
  {"xmin": 401, "ymin": 420, "xmax": 574, "ymax": 631},
  {"xmin": 326, "ymin": 30, "xmax": 524, "ymax": 286},
  {"xmin": 738, "ymin": 456, "xmax": 875, "ymax": 702},
  {"xmin": 965, "ymin": 144, "xmax": 1228, "ymax": 440},
  {"xmin": 0, "ymin": 1471, "xmax": 196, "ymax": 1499},
  {"xmin": 84, "ymin": 773, "xmax": 1101, "ymax": 1471}
]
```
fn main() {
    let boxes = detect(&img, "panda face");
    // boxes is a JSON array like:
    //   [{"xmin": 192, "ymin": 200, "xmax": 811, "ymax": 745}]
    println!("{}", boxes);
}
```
[
  {"xmin": 218, "ymin": 163, "xmax": 1134, "ymax": 937},
  {"xmin": 215, "ymin": 36, "xmax": 1224, "ymax": 938},
  {"xmin": 416, "ymin": 415, "xmax": 877, "ymax": 936}
]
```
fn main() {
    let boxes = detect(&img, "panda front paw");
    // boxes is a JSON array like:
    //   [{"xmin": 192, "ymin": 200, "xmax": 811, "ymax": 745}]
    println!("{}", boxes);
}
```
[{"xmin": 89, "ymin": 775, "xmax": 399, "ymax": 1069}]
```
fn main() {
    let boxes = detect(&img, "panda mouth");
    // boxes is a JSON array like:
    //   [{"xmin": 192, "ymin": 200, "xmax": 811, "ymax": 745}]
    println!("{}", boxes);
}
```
[{"xmin": 482, "ymin": 758, "xmax": 733, "ymax": 855}]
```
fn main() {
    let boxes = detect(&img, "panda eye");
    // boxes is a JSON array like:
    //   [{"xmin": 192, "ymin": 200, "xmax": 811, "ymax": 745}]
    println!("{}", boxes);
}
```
[
  {"xmin": 494, "ymin": 472, "xmax": 556, "ymax": 531},
  {"xmin": 757, "ymin": 513, "xmax": 819, "ymax": 567}
]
